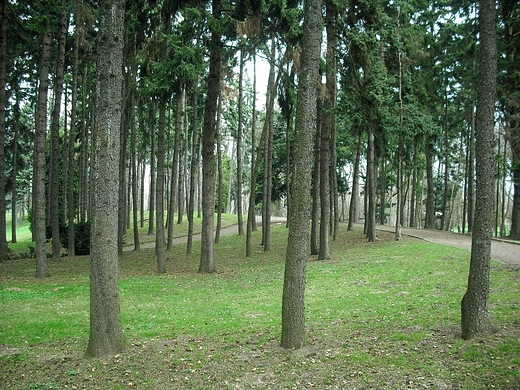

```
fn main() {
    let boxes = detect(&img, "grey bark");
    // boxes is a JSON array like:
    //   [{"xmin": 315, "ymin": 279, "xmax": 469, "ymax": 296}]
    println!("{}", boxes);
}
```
[
  {"xmin": 461, "ymin": 0, "xmax": 498, "ymax": 340},
  {"xmin": 34, "ymin": 27, "xmax": 52, "ymax": 277},
  {"xmin": 199, "ymin": 0, "xmax": 221, "ymax": 274},
  {"xmin": 281, "ymin": 0, "xmax": 322, "ymax": 350},
  {"xmin": 86, "ymin": 0, "xmax": 126, "ymax": 357}
]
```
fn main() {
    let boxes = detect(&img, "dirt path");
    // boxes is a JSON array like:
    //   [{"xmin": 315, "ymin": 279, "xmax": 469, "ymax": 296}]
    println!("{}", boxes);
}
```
[{"xmin": 374, "ymin": 224, "xmax": 520, "ymax": 266}]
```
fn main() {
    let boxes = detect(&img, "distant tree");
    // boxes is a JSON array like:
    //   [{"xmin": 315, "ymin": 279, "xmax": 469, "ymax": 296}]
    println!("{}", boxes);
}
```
[
  {"xmin": 86, "ymin": 0, "xmax": 126, "ymax": 357},
  {"xmin": 461, "ymin": 0, "xmax": 498, "ymax": 340},
  {"xmin": 281, "ymin": 0, "xmax": 322, "ymax": 350}
]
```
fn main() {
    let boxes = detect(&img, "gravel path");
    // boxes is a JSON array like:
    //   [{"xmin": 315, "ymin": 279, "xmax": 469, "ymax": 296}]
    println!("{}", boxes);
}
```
[{"xmin": 374, "ymin": 224, "xmax": 520, "ymax": 266}]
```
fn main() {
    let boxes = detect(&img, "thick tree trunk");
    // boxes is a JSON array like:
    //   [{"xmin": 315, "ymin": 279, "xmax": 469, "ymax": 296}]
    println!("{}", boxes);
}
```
[
  {"xmin": 199, "ymin": 0, "xmax": 221, "ymax": 273},
  {"xmin": 461, "ymin": 0, "xmax": 498, "ymax": 340},
  {"xmin": 86, "ymin": 0, "xmax": 126, "ymax": 357},
  {"xmin": 281, "ymin": 0, "xmax": 322, "ymax": 350},
  {"xmin": 34, "ymin": 27, "xmax": 52, "ymax": 277}
]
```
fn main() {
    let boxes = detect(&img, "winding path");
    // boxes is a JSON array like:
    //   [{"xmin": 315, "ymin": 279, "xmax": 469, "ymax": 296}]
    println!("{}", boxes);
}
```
[{"xmin": 374, "ymin": 224, "xmax": 520, "ymax": 266}]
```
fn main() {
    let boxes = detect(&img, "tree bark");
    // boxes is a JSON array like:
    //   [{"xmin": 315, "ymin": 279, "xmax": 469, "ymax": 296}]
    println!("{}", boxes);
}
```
[
  {"xmin": 236, "ymin": 49, "xmax": 244, "ymax": 235},
  {"xmin": 34, "ymin": 26, "xmax": 52, "ymax": 277},
  {"xmin": 461, "ymin": 0, "xmax": 498, "ymax": 340},
  {"xmin": 156, "ymin": 98, "xmax": 167, "ymax": 273},
  {"xmin": 167, "ymin": 87, "xmax": 184, "ymax": 251},
  {"xmin": 310, "ymin": 102, "xmax": 321, "ymax": 256},
  {"xmin": 348, "ymin": 133, "xmax": 362, "ymax": 231},
  {"xmin": 425, "ymin": 138, "xmax": 436, "ymax": 229},
  {"xmin": 49, "ymin": 0, "xmax": 68, "ymax": 261},
  {"xmin": 366, "ymin": 130, "xmax": 377, "ymax": 241},
  {"xmin": 187, "ymin": 78, "xmax": 200, "ymax": 255},
  {"xmin": 86, "ymin": 0, "xmax": 126, "ymax": 357},
  {"xmin": 215, "ymin": 95, "xmax": 223, "ymax": 244},
  {"xmin": 199, "ymin": 0, "xmax": 221, "ymax": 274},
  {"xmin": 0, "ymin": 0, "xmax": 7, "ymax": 261},
  {"xmin": 281, "ymin": 0, "xmax": 322, "ymax": 350},
  {"xmin": 148, "ymin": 101, "xmax": 156, "ymax": 235}
]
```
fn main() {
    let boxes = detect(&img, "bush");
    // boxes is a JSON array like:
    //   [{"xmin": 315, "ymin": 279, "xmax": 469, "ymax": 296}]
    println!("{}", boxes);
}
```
[{"xmin": 59, "ymin": 222, "xmax": 91, "ymax": 256}]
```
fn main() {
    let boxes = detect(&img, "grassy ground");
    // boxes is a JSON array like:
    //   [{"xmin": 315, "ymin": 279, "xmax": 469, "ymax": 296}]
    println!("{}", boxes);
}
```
[{"xmin": 0, "ymin": 224, "xmax": 519, "ymax": 389}]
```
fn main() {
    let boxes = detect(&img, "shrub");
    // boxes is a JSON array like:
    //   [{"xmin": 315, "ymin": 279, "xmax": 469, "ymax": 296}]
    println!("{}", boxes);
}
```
[{"xmin": 59, "ymin": 222, "xmax": 91, "ymax": 256}]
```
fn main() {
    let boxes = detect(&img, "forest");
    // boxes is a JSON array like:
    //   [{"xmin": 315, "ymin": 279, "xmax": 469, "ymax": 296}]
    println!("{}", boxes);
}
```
[
  {"xmin": 0, "ymin": 0, "xmax": 519, "ymax": 363},
  {"xmin": 2, "ymin": 0, "xmax": 520, "ymax": 263}
]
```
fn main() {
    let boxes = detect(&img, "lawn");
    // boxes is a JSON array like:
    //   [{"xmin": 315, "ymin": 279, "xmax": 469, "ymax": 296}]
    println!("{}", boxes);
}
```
[{"xmin": 0, "ymin": 223, "xmax": 519, "ymax": 389}]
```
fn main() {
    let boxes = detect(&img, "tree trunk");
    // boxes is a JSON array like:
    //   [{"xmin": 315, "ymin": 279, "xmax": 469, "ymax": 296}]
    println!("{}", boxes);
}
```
[
  {"xmin": 348, "ymin": 133, "xmax": 362, "ymax": 231},
  {"xmin": 262, "ymin": 43, "xmax": 276, "ymax": 251},
  {"xmin": 130, "ymin": 74, "xmax": 140, "ymax": 251},
  {"xmin": 148, "ymin": 102, "xmax": 156, "ymax": 235},
  {"xmin": 187, "ymin": 78, "xmax": 200, "ymax": 255},
  {"xmin": 409, "ymin": 139, "xmax": 418, "ymax": 228},
  {"xmin": 503, "ymin": 0, "xmax": 520, "ymax": 239},
  {"xmin": 425, "ymin": 138, "xmax": 436, "ymax": 229},
  {"xmin": 310, "ymin": 102, "xmax": 320, "ymax": 256},
  {"xmin": 199, "ymin": 0, "xmax": 221, "ymax": 274},
  {"xmin": 156, "ymin": 98, "xmax": 167, "ymax": 273},
  {"xmin": 34, "ymin": 26, "xmax": 52, "ymax": 277},
  {"xmin": 366, "ymin": 130, "xmax": 377, "ymax": 241},
  {"xmin": 11, "ymin": 100, "xmax": 20, "ymax": 244},
  {"xmin": 49, "ymin": 0, "xmax": 68, "ymax": 262},
  {"xmin": 86, "ymin": 0, "xmax": 126, "ymax": 357},
  {"xmin": 215, "ymin": 95, "xmax": 223, "ymax": 244},
  {"xmin": 167, "ymin": 87, "xmax": 184, "ymax": 251},
  {"xmin": 468, "ymin": 109, "xmax": 475, "ymax": 232},
  {"xmin": 67, "ymin": 17, "xmax": 81, "ymax": 258},
  {"xmin": 117, "ymin": 92, "xmax": 128, "ymax": 255},
  {"xmin": 281, "ymin": 0, "xmax": 322, "ymax": 350},
  {"xmin": 236, "ymin": 49, "xmax": 244, "ymax": 235},
  {"xmin": 461, "ymin": 0, "xmax": 498, "ymax": 340},
  {"xmin": 0, "ymin": 0, "xmax": 7, "ymax": 260}
]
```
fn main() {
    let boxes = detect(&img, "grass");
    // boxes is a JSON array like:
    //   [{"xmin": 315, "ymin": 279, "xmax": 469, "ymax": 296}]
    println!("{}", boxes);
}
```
[{"xmin": 0, "ymin": 223, "xmax": 519, "ymax": 389}]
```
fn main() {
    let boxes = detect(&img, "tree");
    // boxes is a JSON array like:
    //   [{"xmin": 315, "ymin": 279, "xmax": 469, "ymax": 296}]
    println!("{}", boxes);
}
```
[
  {"xmin": 33, "ymin": 24, "xmax": 52, "ymax": 278},
  {"xmin": 0, "ymin": 0, "xmax": 7, "ymax": 262},
  {"xmin": 86, "ymin": 0, "xmax": 126, "ymax": 357},
  {"xmin": 49, "ymin": 0, "xmax": 68, "ymax": 261},
  {"xmin": 500, "ymin": 0, "xmax": 520, "ymax": 240},
  {"xmin": 199, "ymin": 0, "xmax": 222, "ymax": 274},
  {"xmin": 281, "ymin": 0, "xmax": 322, "ymax": 350},
  {"xmin": 460, "ymin": 0, "xmax": 498, "ymax": 340}
]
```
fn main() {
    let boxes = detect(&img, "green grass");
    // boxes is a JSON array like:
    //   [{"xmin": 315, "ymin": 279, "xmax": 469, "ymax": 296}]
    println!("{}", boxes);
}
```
[{"xmin": 1, "ymin": 224, "xmax": 519, "ymax": 389}]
